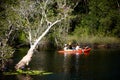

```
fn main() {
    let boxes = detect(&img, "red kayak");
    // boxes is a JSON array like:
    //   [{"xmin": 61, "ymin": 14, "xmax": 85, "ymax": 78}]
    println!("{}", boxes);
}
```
[{"xmin": 58, "ymin": 48, "xmax": 91, "ymax": 54}]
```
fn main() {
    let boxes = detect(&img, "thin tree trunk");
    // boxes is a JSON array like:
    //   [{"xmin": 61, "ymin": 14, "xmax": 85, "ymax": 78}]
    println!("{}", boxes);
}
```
[{"xmin": 15, "ymin": 19, "xmax": 64, "ymax": 70}]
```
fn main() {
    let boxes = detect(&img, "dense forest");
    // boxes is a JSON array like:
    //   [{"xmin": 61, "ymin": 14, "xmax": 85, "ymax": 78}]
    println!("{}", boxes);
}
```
[
  {"xmin": 72, "ymin": 0, "xmax": 120, "ymax": 44},
  {"xmin": 0, "ymin": 0, "xmax": 120, "ymax": 71}
]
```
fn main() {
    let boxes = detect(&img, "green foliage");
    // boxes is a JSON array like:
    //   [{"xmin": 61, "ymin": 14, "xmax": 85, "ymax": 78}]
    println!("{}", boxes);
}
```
[
  {"xmin": 18, "ymin": 32, "xmax": 27, "ymax": 43},
  {"xmin": 0, "ymin": 43, "xmax": 14, "ymax": 71},
  {"xmin": 3, "ymin": 69, "xmax": 53, "ymax": 75},
  {"xmin": 0, "ymin": 0, "xmax": 19, "ymax": 70},
  {"xmin": 73, "ymin": 0, "xmax": 120, "ymax": 38},
  {"xmin": 0, "ymin": 45, "xmax": 14, "ymax": 59},
  {"xmin": 0, "ymin": 0, "xmax": 120, "ymax": 49}
]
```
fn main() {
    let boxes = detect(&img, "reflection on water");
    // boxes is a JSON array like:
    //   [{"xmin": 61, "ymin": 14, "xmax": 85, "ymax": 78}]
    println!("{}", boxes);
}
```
[
  {"xmin": 75, "ymin": 54, "xmax": 80, "ymax": 73},
  {"xmin": 63, "ymin": 53, "xmax": 69, "ymax": 73},
  {"xmin": 1, "ymin": 49, "xmax": 120, "ymax": 80},
  {"xmin": 17, "ymin": 75, "xmax": 32, "ymax": 80},
  {"xmin": 63, "ymin": 52, "xmax": 80, "ymax": 74}
]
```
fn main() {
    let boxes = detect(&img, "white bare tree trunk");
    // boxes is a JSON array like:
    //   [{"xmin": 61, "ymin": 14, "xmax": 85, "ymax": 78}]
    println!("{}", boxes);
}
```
[
  {"xmin": 13, "ymin": 0, "xmax": 73, "ymax": 70},
  {"xmin": 15, "ymin": 19, "xmax": 64, "ymax": 69}
]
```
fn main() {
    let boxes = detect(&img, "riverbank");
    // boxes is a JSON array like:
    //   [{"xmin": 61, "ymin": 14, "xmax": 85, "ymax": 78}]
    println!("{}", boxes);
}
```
[
  {"xmin": 80, "ymin": 43, "xmax": 120, "ymax": 49},
  {"xmin": 37, "ymin": 42, "xmax": 120, "ymax": 50},
  {"xmin": 12, "ymin": 35, "xmax": 120, "ymax": 50},
  {"xmin": 62, "ymin": 35, "xmax": 120, "ymax": 49}
]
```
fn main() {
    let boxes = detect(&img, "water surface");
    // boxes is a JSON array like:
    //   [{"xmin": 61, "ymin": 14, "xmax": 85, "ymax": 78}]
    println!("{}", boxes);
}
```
[{"xmin": 1, "ymin": 48, "xmax": 120, "ymax": 80}]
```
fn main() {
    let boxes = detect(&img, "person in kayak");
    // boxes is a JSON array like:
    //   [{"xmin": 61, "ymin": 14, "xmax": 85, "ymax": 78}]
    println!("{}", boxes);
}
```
[
  {"xmin": 75, "ymin": 44, "xmax": 80, "ymax": 50},
  {"xmin": 64, "ymin": 44, "xmax": 68, "ymax": 50},
  {"xmin": 68, "ymin": 42, "xmax": 73, "ymax": 49},
  {"xmin": 75, "ymin": 44, "xmax": 82, "ymax": 50},
  {"xmin": 64, "ymin": 44, "xmax": 73, "ymax": 51}
]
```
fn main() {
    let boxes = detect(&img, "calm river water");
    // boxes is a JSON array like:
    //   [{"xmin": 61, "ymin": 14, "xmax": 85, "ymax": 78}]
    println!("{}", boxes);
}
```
[{"xmin": 1, "ymin": 48, "xmax": 120, "ymax": 80}]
